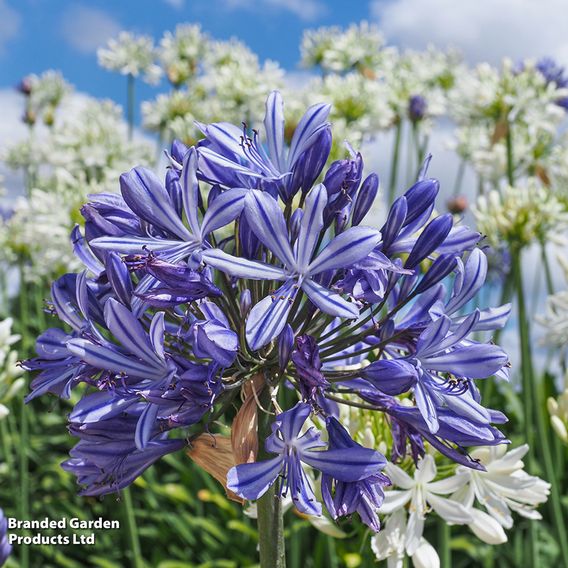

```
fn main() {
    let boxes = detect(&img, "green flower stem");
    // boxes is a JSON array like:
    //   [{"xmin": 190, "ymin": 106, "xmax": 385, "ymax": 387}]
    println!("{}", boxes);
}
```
[
  {"xmin": 19, "ymin": 394, "xmax": 30, "ymax": 568},
  {"xmin": 505, "ymin": 124, "xmax": 514, "ymax": 186},
  {"xmin": 388, "ymin": 119, "xmax": 402, "ymax": 205},
  {"xmin": 452, "ymin": 159, "xmax": 466, "ymax": 197},
  {"xmin": 122, "ymin": 487, "xmax": 144, "ymax": 568},
  {"xmin": 127, "ymin": 73, "xmax": 135, "ymax": 141},
  {"xmin": 438, "ymin": 519, "xmax": 451, "ymax": 568},
  {"xmin": 540, "ymin": 242, "xmax": 555, "ymax": 296},
  {"xmin": 256, "ymin": 383, "xmax": 286, "ymax": 568},
  {"xmin": 512, "ymin": 247, "xmax": 568, "ymax": 568}
]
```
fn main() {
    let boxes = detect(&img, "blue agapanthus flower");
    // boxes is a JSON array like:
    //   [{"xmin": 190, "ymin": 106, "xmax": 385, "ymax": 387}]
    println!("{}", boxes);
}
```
[{"xmin": 24, "ymin": 91, "xmax": 511, "ymax": 532}]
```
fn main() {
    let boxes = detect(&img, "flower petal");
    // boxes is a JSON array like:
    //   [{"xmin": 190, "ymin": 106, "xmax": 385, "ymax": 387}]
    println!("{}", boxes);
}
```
[
  {"xmin": 244, "ymin": 190, "xmax": 295, "ymax": 269},
  {"xmin": 296, "ymin": 184, "xmax": 327, "ymax": 272},
  {"xmin": 308, "ymin": 226, "xmax": 381, "ymax": 275},
  {"xmin": 227, "ymin": 456, "xmax": 284, "ymax": 501},
  {"xmin": 302, "ymin": 278, "xmax": 359, "ymax": 318},
  {"xmin": 202, "ymin": 249, "xmax": 287, "ymax": 280}
]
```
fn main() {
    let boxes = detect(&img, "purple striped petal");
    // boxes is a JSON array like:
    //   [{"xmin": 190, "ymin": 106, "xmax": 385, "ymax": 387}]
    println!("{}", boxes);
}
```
[
  {"xmin": 301, "ymin": 279, "xmax": 359, "ymax": 318},
  {"xmin": 422, "ymin": 344, "xmax": 508, "ymax": 378},
  {"xmin": 66, "ymin": 339, "xmax": 164, "ymax": 379},
  {"xmin": 149, "ymin": 312, "xmax": 166, "ymax": 360},
  {"xmin": 202, "ymin": 249, "xmax": 287, "ymax": 280},
  {"xmin": 120, "ymin": 167, "xmax": 191, "ymax": 240},
  {"xmin": 301, "ymin": 447, "xmax": 384, "ymax": 482},
  {"xmin": 227, "ymin": 456, "xmax": 284, "ymax": 501},
  {"xmin": 70, "ymin": 391, "xmax": 138, "ymax": 424},
  {"xmin": 296, "ymin": 184, "xmax": 327, "ymax": 271},
  {"xmin": 308, "ymin": 226, "xmax": 381, "ymax": 275},
  {"xmin": 200, "ymin": 188, "xmax": 247, "ymax": 236},
  {"xmin": 104, "ymin": 299, "xmax": 164, "ymax": 368},
  {"xmin": 135, "ymin": 404, "xmax": 160, "ymax": 450},
  {"xmin": 181, "ymin": 147, "xmax": 202, "ymax": 237},
  {"xmin": 246, "ymin": 280, "xmax": 297, "ymax": 350},
  {"xmin": 446, "ymin": 248, "xmax": 487, "ymax": 314},
  {"xmin": 90, "ymin": 236, "xmax": 197, "ymax": 257},
  {"xmin": 288, "ymin": 102, "xmax": 331, "ymax": 168},
  {"xmin": 244, "ymin": 190, "xmax": 295, "ymax": 269},
  {"xmin": 264, "ymin": 91, "xmax": 286, "ymax": 172}
]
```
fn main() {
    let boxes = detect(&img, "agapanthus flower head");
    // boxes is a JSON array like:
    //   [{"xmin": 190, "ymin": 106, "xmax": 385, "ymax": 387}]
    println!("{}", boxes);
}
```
[
  {"xmin": 98, "ymin": 32, "xmax": 162, "ymax": 84},
  {"xmin": 158, "ymin": 23, "xmax": 208, "ymax": 86},
  {"xmin": 24, "ymin": 91, "xmax": 509, "ymax": 538}
]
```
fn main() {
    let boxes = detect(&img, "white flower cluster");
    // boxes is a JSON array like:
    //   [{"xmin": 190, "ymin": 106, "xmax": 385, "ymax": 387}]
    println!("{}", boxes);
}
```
[
  {"xmin": 372, "ymin": 447, "xmax": 549, "ymax": 567},
  {"xmin": 449, "ymin": 59, "xmax": 568, "ymax": 184},
  {"xmin": 0, "ymin": 318, "xmax": 24, "ymax": 420},
  {"xmin": 22, "ymin": 70, "xmax": 72, "ymax": 127},
  {"xmin": 158, "ymin": 23, "xmax": 208, "ymax": 87},
  {"xmin": 300, "ymin": 22, "xmax": 386, "ymax": 74},
  {"xmin": 1, "ymin": 91, "xmax": 153, "ymax": 281},
  {"xmin": 98, "ymin": 31, "xmax": 162, "ymax": 84},
  {"xmin": 143, "ymin": 36, "xmax": 284, "ymax": 145},
  {"xmin": 473, "ymin": 179, "xmax": 568, "ymax": 248}
]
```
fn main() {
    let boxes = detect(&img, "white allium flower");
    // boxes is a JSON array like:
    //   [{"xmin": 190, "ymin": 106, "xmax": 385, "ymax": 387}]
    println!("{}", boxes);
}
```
[
  {"xmin": 371, "ymin": 509, "xmax": 440, "ymax": 568},
  {"xmin": 308, "ymin": 72, "xmax": 394, "ymax": 155},
  {"xmin": 301, "ymin": 22, "xmax": 385, "ymax": 74},
  {"xmin": 379, "ymin": 454, "xmax": 472, "ymax": 554},
  {"xmin": 0, "ymin": 318, "xmax": 23, "ymax": 420},
  {"xmin": 473, "ymin": 179, "xmax": 568, "ymax": 248},
  {"xmin": 452, "ymin": 445, "xmax": 550, "ymax": 529},
  {"xmin": 98, "ymin": 32, "xmax": 162, "ymax": 84},
  {"xmin": 158, "ymin": 23, "xmax": 208, "ymax": 86},
  {"xmin": 28, "ymin": 70, "xmax": 71, "ymax": 114}
]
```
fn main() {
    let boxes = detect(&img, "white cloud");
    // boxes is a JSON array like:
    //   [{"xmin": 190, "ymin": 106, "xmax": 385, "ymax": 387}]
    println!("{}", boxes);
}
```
[
  {"xmin": 60, "ymin": 5, "xmax": 122, "ymax": 54},
  {"xmin": 225, "ymin": 0, "xmax": 326, "ymax": 22},
  {"xmin": 372, "ymin": 0, "xmax": 568, "ymax": 65},
  {"xmin": 163, "ymin": 0, "xmax": 185, "ymax": 8},
  {"xmin": 0, "ymin": 1, "xmax": 21, "ymax": 55}
]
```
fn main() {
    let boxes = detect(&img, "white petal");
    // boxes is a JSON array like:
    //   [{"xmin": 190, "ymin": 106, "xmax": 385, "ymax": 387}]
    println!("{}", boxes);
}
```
[
  {"xmin": 426, "ymin": 492, "xmax": 473, "ymax": 524},
  {"xmin": 411, "ymin": 538, "xmax": 440, "ymax": 568},
  {"xmin": 468, "ymin": 508, "xmax": 508, "ymax": 545}
]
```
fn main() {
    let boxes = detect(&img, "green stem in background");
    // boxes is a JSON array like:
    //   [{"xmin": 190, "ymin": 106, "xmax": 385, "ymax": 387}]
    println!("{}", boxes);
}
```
[
  {"xmin": 540, "ymin": 242, "xmax": 555, "ymax": 296},
  {"xmin": 19, "ymin": 395, "xmax": 30, "ymax": 568},
  {"xmin": 387, "ymin": 119, "xmax": 402, "ymax": 205},
  {"xmin": 256, "ymin": 384, "xmax": 286, "ymax": 568},
  {"xmin": 452, "ymin": 159, "xmax": 466, "ymax": 197},
  {"xmin": 512, "ymin": 248, "xmax": 568, "ymax": 568},
  {"xmin": 505, "ymin": 123, "xmax": 514, "ymax": 186},
  {"xmin": 438, "ymin": 519, "xmax": 451, "ymax": 567},
  {"xmin": 122, "ymin": 487, "xmax": 144, "ymax": 568},
  {"xmin": 127, "ymin": 73, "xmax": 135, "ymax": 141}
]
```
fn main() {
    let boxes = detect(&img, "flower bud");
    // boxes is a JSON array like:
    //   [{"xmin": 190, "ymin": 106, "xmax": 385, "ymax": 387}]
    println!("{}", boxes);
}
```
[
  {"xmin": 278, "ymin": 324, "xmax": 294, "ymax": 370},
  {"xmin": 352, "ymin": 173, "xmax": 379, "ymax": 225}
]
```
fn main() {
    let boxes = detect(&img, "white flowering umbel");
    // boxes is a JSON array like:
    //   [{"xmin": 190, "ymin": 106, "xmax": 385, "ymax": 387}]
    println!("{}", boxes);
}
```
[
  {"xmin": 98, "ymin": 32, "xmax": 161, "ymax": 84},
  {"xmin": 0, "ymin": 318, "xmax": 24, "ymax": 420},
  {"xmin": 473, "ymin": 179, "xmax": 568, "ymax": 248},
  {"xmin": 158, "ymin": 23, "xmax": 208, "ymax": 87},
  {"xmin": 144, "ymin": 38, "xmax": 284, "ymax": 145},
  {"xmin": 449, "ymin": 58, "xmax": 568, "ymax": 182},
  {"xmin": 1, "ymin": 97, "xmax": 153, "ymax": 280},
  {"xmin": 25, "ymin": 70, "xmax": 72, "ymax": 126},
  {"xmin": 301, "ymin": 22, "xmax": 385, "ymax": 75}
]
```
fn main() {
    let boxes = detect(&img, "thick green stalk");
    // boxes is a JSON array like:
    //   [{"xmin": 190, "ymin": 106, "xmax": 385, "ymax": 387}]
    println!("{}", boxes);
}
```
[
  {"xmin": 19, "ymin": 394, "xmax": 30, "ymax": 568},
  {"xmin": 256, "ymin": 385, "xmax": 286, "ymax": 568},
  {"xmin": 387, "ymin": 119, "xmax": 402, "ymax": 205},
  {"xmin": 122, "ymin": 487, "xmax": 144, "ymax": 568},
  {"xmin": 512, "ymin": 248, "xmax": 568, "ymax": 568},
  {"xmin": 438, "ymin": 519, "xmax": 451, "ymax": 567}
]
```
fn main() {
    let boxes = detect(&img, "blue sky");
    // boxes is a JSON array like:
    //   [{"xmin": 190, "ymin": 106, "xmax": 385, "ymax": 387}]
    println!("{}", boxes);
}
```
[
  {"xmin": 0, "ymin": 0, "xmax": 369, "ymax": 107},
  {"xmin": 2, "ymin": 0, "xmax": 568, "ymax": 114}
]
